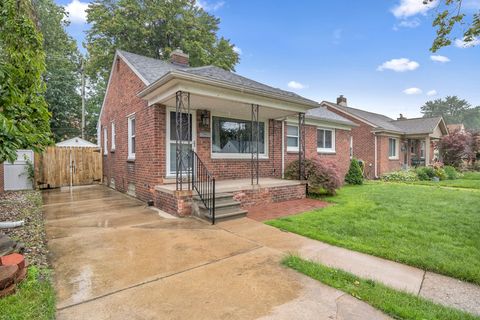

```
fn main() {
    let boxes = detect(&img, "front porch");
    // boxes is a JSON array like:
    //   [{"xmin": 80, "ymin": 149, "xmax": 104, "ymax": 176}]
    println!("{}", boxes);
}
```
[
  {"xmin": 403, "ymin": 136, "xmax": 440, "ymax": 169},
  {"xmin": 154, "ymin": 178, "xmax": 307, "ymax": 221}
]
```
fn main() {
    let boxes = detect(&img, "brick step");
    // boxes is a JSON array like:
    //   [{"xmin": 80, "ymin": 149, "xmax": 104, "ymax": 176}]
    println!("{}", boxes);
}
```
[
  {"xmin": 193, "ymin": 193, "xmax": 233, "ymax": 202},
  {"xmin": 197, "ymin": 200, "xmax": 240, "ymax": 211}
]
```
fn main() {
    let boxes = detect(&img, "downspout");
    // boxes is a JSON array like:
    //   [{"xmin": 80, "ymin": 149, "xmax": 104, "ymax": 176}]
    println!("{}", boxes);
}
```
[
  {"xmin": 281, "ymin": 120, "xmax": 285, "ymax": 178},
  {"xmin": 374, "ymin": 134, "xmax": 378, "ymax": 178}
]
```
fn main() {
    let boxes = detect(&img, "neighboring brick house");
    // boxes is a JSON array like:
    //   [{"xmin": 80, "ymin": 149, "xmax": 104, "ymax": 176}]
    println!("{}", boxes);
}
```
[
  {"xmin": 322, "ymin": 96, "xmax": 449, "ymax": 178},
  {"xmin": 98, "ymin": 49, "xmax": 354, "ymax": 220}
]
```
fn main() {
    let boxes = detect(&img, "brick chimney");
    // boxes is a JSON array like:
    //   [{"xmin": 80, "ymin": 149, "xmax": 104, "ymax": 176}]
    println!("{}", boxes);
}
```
[
  {"xmin": 397, "ymin": 114, "xmax": 407, "ymax": 120},
  {"xmin": 170, "ymin": 49, "xmax": 189, "ymax": 67},
  {"xmin": 337, "ymin": 95, "xmax": 347, "ymax": 107}
]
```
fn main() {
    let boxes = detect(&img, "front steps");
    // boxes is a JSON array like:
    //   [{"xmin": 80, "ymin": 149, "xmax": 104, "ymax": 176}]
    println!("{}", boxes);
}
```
[{"xmin": 193, "ymin": 193, "xmax": 247, "ymax": 222}]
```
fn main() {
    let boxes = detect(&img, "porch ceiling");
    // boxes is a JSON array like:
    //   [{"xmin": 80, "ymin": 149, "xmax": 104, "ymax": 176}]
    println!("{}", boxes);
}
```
[{"xmin": 161, "ymin": 93, "xmax": 302, "ymax": 120}]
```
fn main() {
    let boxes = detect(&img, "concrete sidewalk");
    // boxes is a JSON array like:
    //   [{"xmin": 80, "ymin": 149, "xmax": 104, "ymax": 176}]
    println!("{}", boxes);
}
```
[{"xmin": 218, "ymin": 218, "xmax": 480, "ymax": 316}]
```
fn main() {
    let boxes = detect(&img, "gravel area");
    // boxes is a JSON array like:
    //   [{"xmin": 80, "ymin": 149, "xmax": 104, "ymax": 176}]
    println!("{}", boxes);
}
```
[{"xmin": 0, "ymin": 191, "xmax": 48, "ymax": 267}]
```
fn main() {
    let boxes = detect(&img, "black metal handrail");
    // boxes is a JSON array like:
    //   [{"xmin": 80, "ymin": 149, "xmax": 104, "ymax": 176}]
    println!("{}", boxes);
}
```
[{"xmin": 191, "ymin": 150, "xmax": 216, "ymax": 224}]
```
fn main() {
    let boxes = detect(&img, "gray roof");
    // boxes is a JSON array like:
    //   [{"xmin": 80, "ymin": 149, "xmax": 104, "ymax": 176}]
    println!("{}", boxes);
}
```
[
  {"xmin": 392, "ymin": 117, "xmax": 444, "ymax": 134},
  {"xmin": 324, "ymin": 101, "xmax": 444, "ymax": 134},
  {"xmin": 118, "ymin": 50, "xmax": 317, "ymax": 105},
  {"xmin": 306, "ymin": 107, "xmax": 355, "ymax": 126}
]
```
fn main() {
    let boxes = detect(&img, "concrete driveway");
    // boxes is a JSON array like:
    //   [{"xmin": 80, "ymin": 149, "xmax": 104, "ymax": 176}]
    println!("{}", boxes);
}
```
[{"xmin": 44, "ymin": 185, "xmax": 390, "ymax": 320}]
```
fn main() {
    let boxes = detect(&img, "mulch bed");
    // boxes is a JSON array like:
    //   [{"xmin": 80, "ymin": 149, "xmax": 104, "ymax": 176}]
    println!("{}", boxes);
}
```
[
  {"xmin": 247, "ymin": 198, "xmax": 330, "ymax": 222},
  {"xmin": 0, "ymin": 191, "xmax": 48, "ymax": 268}
]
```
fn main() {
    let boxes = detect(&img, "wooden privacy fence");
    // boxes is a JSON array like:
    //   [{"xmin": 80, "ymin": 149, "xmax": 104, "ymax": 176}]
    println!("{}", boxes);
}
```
[{"xmin": 34, "ymin": 146, "xmax": 102, "ymax": 189}]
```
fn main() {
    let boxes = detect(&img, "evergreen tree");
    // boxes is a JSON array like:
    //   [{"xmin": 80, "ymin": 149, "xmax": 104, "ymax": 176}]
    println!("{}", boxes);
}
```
[{"xmin": 345, "ymin": 159, "xmax": 364, "ymax": 185}]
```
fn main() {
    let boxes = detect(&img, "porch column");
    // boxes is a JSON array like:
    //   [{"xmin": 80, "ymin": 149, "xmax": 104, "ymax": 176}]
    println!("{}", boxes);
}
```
[
  {"xmin": 425, "ymin": 136, "xmax": 430, "ymax": 165},
  {"xmin": 175, "ymin": 90, "xmax": 191, "ymax": 191},
  {"xmin": 298, "ymin": 112, "xmax": 306, "ymax": 180},
  {"xmin": 251, "ymin": 104, "xmax": 260, "ymax": 185}
]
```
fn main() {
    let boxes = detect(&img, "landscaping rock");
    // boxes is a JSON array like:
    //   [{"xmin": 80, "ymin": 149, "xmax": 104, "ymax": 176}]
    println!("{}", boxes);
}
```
[{"xmin": 0, "ymin": 265, "xmax": 18, "ymax": 290}]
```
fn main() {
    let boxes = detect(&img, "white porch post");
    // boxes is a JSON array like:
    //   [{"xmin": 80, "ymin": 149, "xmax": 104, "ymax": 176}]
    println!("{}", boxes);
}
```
[{"xmin": 425, "ymin": 136, "xmax": 430, "ymax": 165}]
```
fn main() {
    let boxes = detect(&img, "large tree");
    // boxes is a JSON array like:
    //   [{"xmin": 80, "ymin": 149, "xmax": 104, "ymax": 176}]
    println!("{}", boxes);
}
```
[
  {"xmin": 84, "ymin": 0, "xmax": 239, "ymax": 143},
  {"xmin": 425, "ymin": 0, "xmax": 480, "ymax": 52},
  {"xmin": 34, "ymin": 0, "xmax": 82, "ymax": 142},
  {"xmin": 421, "ymin": 96, "xmax": 480, "ymax": 129},
  {"xmin": 0, "ymin": 0, "xmax": 52, "ymax": 163}
]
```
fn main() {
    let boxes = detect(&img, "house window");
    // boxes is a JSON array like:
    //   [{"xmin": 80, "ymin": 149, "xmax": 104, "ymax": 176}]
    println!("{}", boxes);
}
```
[
  {"xmin": 388, "ymin": 138, "xmax": 398, "ymax": 159},
  {"xmin": 212, "ymin": 116, "xmax": 265, "ymax": 157},
  {"xmin": 128, "ymin": 115, "xmax": 136, "ymax": 159},
  {"xmin": 286, "ymin": 124, "xmax": 299, "ymax": 151},
  {"xmin": 317, "ymin": 128, "xmax": 335, "ymax": 153},
  {"xmin": 103, "ymin": 127, "xmax": 108, "ymax": 155},
  {"xmin": 420, "ymin": 141, "xmax": 425, "ymax": 158},
  {"xmin": 111, "ymin": 122, "xmax": 116, "ymax": 151}
]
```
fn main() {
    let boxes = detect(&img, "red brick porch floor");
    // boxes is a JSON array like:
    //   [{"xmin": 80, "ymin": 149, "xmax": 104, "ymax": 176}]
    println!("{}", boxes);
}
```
[{"xmin": 246, "ymin": 198, "xmax": 330, "ymax": 221}]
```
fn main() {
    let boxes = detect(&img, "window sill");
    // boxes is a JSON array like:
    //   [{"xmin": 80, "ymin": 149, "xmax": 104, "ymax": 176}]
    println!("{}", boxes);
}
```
[
  {"xmin": 127, "ymin": 158, "xmax": 136, "ymax": 162},
  {"xmin": 211, "ymin": 154, "xmax": 269, "ymax": 160},
  {"xmin": 287, "ymin": 148, "xmax": 299, "ymax": 153},
  {"xmin": 110, "ymin": 149, "xmax": 115, "ymax": 153},
  {"xmin": 388, "ymin": 157, "xmax": 399, "ymax": 161},
  {"xmin": 317, "ymin": 149, "xmax": 335, "ymax": 154}
]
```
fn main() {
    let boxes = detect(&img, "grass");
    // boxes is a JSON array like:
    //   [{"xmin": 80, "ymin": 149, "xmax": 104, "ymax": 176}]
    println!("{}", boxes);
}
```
[
  {"xmin": 412, "ymin": 172, "xmax": 480, "ymax": 190},
  {"xmin": 283, "ymin": 256, "xmax": 479, "ymax": 320},
  {"xmin": 267, "ymin": 182, "xmax": 480, "ymax": 285},
  {"xmin": 0, "ymin": 266, "xmax": 56, "ymax": 320}
]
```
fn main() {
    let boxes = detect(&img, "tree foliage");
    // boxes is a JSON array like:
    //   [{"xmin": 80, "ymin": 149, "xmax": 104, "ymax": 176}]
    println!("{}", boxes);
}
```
[
  {"xmin": 34, "ymin": 0, "xmax": 82, "ymax": 142},
  {"xmin": 84, "ymin": 0, "xmax": 240, "ymax": 143},
  {"xmin": 438, "ymin": 131, "xmax": 478, "ymax": 167},
  {"xmin": 425, "ymin": 0, "xmax": 480, "ymax": 52},
  {"xmin": 0, "ymin": 0, "xmax": 52, "ymax": 163},
  {"xmin": 345, "ymin": 159, "xmax": 363, "ymax": 185},
  {"xmin": 421, "ymin": 96, "xmax": 480, "ymax": 130}
]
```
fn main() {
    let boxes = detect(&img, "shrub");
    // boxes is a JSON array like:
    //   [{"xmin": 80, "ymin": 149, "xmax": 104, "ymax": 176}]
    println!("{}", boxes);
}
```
[
  {"xmin": 285, "ymin": 157, "xmax": 342, "ymax": 195},
  {"xmin": 438, "ymin": 131, "xmax": 476, "ymax": 168},
  {"xmin": 345, "ymin": 159, "xmax": 363, "ymax": 185},
  {"xmin": 444, "ymin": 165, "xmax": 459, "ymax": 180},
  {"xmin": 434, "ymin": 168, "xmax": 447, "ymax": 180},
  {"xmin": 416, "ymin": 167, "xmax": 436, "ymax": 181},
  {"xmin": 381, "ymin": 170, "xmax": 418, "ymax": 182}
]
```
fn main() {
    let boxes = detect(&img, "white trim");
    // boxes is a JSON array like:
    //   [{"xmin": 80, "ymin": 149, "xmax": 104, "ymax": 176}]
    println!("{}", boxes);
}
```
[
  {"xmin": 316, "ymin": 127, "xmax": 336, "ymax": 153},
  {"xmin": 281, "ymin": 120, "xmax": 285, "ymax": 178},
  {"xmin": 165, "ymin": 108, "xmax": 197, "ymax": 177},
  {"xmin": 111, "ymin": 122, "xmax": 116, "ymax": 151},
  {"xmin": 210, "ymin": 112, "xmax": 269, "ymax": 159},
  {"xmin": 127, "ymin": 115, "xmax": 136, "ymax": 160},
  {"xmin": 350, "ymin": 136, "xmax": 353, "ymax": 159},
  {"xmin": 103, "ymin": 127, "xmax": 108, "ymax": 155},
  {"xmin": 374, "ymin": 135, "xmax": 378, "ymax": 178},
  {"xmin": 286, "ymin": 124, "xmax": 299, "ymax": 152},
  {"xmin": 388, "ymin": 137, "xmax": 399, "ymax": 160}
]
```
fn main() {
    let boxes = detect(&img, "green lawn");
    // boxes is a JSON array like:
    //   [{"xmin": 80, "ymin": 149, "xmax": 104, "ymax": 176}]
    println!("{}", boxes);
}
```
[
  {"xmin": 412, "ymin": 172, "xmax": 480, "ymax": 189},
  {"xmin": 0, "ymin": 267, "xmax": 55, "ymax": 320},
  {"xmin": 267, "ymin": 182, "xmax": 480, "ymax": 285},
  {"xmin": 283, "ymin": 256, "xmax": 479, "ymax": 320}
]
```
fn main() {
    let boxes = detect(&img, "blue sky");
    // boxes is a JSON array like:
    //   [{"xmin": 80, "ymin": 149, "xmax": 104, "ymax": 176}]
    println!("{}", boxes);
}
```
[{"xmin": 57, "ymin": 0, "xmax": 480, "ymax": 118}]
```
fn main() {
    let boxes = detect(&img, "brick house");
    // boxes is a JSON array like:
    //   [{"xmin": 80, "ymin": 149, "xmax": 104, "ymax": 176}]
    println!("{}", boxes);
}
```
[
  {"xmin": 98, "ymin": 50, "xmax": 354, "ymax": 220},
  {"xmin": 322, "ymin": 96, "xmax": 449, "ymax": 178}
]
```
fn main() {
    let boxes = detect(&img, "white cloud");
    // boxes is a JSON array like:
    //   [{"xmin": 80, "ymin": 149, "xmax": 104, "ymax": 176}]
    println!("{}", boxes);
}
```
[
  {"xmin": 196, "ymin": 0, "xmax": 225, "ymax": 11},
  {"xmin": 430, "ymin": 55, "xmax": 450, "ymax": 63},
  {"xmin": 391, "ymin": 0, "xmax": 438, "ymax": 18},
  {"xmin": 397, "ymin": 18, "xmax": 421, "ymax": 28},
  {"xmin": 288, "ymin": 81, "xmax": 307, "ymax": 90},
  {"xmin": 427, "ymin": 90, "xmax": 438, "ymax": 96},
  {"xmin": 454, "ymin": 37, "xmax": 480, "ymax": 48},
  {"xmin": 64, "ymin": 0, "xmax": 89, "ymax": 24},
  {"xmin": 377, "ymin": 58, "xmax": 420, "ymax": 72},
  {"xmin": 403, "ymin": 87, "xmax": 423, "ymax": 95},
  {"xmin": 233, "ymin": 46, "xmax": 242, "ymax": 55}
]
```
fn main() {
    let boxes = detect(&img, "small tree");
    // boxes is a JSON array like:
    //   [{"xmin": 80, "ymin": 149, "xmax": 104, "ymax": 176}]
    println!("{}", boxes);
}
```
[
  {"xmin": 438, "ymin": 131, "xmax": 475, "ymax": 168},
  {"xmin": 345, "ymin": 159, "xmax": 363, "ymax": 185},
  {"xmin": 285, "ymin": 157, "xmax": 342, "ymax": 195}
]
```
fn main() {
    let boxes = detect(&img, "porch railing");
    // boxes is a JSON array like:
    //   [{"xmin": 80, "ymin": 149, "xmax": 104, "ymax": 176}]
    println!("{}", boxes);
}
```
[{"xmin": 191, "ymin": 150, "xmax": 216, "ymax": 224}]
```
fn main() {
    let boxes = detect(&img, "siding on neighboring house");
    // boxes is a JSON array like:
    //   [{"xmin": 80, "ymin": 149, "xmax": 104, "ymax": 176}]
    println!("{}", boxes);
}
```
[{"xmin": 0, "ymin": 163, "xmax": 4, "ymax": 193}]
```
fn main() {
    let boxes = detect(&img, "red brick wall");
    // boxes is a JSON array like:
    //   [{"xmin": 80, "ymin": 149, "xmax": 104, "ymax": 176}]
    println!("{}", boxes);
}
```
[
  {"xmin": 325, "ymin": 106, "xmax": 378, "ymax": 178},
  {"xmin": 100, "ymin": 57, "xmax": 164, "ymax": 202},
  {"xmin": 377, "ymin": 136, "xmax": 403, "ymax": 175},
  {"xmin": 233, "ymin": 184, "xmax": 306, "ymax": 208},
  {"xmin": 0, "ymin": 163, "xmax": 4, "ymax": 193},
  {"xmin": 284, "ymin": 124, "xmax": 351, "ymax": 180}
]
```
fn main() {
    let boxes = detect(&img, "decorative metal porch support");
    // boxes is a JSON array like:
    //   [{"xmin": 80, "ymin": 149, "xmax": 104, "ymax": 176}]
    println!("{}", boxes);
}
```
[
  {"xmin": 298, "ymin": 112, "xmax": 306, "ymax": 180},
  {"xmin": 175, "ymin": 91, "xmax": 191, "ymax": 191},
  {"xmin": 251, "ymin": 104, "xmax": 260, "ymax": 185}
]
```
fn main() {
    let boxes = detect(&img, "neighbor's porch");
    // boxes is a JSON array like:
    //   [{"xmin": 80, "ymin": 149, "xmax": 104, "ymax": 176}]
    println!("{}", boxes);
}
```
[{"xmin": 403, "ymin": 136, "xmax": 440, "ymax": 168}]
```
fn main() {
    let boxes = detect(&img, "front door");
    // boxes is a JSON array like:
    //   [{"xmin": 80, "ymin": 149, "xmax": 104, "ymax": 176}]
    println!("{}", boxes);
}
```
[{"xmin": 166, "ymin": 109, "xmax": 196, "ymax": 177}]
